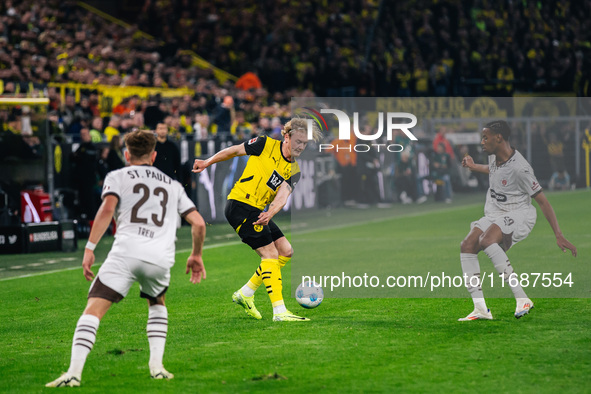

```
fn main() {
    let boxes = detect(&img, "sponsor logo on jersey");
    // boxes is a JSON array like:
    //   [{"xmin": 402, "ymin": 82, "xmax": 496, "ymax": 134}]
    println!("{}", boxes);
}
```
[
  {"xmin": 248, "ymin": 137, "xmax": 258, "ymax": 145},
  {"xmin": 490, "ymin": 189, "xmax": 507, "ymax": 202},
  {"xmin": 531, "ymin": 181, "xmax": 539, "ymax": 190},
  {"xmin": 503, "ymin": 216, "xmax": 515, "ymax": 226},
  {"xmin": 266, "ymin": 170, "xmax": 285, "ymax": 191}
]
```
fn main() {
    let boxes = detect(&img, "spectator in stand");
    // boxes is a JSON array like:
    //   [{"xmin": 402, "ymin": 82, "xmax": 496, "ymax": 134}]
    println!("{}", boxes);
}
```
[
  {"xmin": 60, "ymin": 95, "xmax": 77, "ymax": 131},
  {"xmin": 548, "ymin": 167, "xmax": 571, "ymax": 191},
  {"xmin": 104, "ymin": 115, "xmax": 121, "ymax": 143},
  {"xmin": 106, "ymin": 134, "xmax": 126, "ymax": 173},
  {"xmin": 18, "ymin": 125, "xmax": 43, "ymax": 160},
  {"xmin": 257, "ymin": 117, "xmax": 273, "ymax": 137},
  {"xmin": 432, "ymin": 126, "xmax": 456, "ymax": 159},
  {"xmin": 76, "ymin": 97, "xmax": 94, "ymax": 120},
  {"xmin": 395, "ymin": 149, "xmax": 418, "ymax": 204},
  {"xmin": 89, "ymin": 117, "xmax": 104, "ymax": 143},
  {"xmin": 431, "ymin": 143, "xmax": 453, "ymax": 203},
  {"xmin": 193, "ymin": 114, "xmax": 211, "ymax": 140},
  {"xmin": 119, "ymin": 115, "xmax": 136, "ymax": 135},
  {"xmin": 231, "ymin": 111, "xmax": 254, "ymax": 142},
  {"xmin": 269, "ymin": 117, "xmax": 283, "ymax": 140},
  {"xmin": 97, "ymin": 146, "xmax": 110, "ymax": 185},
  {"xmin": 153, "ymin": 122, "xmax": 181, "ymax": 181},
  {"xmin": 413, "ymin": 58, "xmax": 430, "ymax": 96},
  {"xmin": 193, "ymin": 113, "xmax": 212, "ymax": 157},
  {"xmin": 356, "ymin": 125, "xmax": 390, "ymax": 208},
  {"xmin": 72, "ymin": 127, "xmax": 99, "ymax": 220},
  {"xmin": 112, "ymin": 98, "xmax": 131, "ymax": 116},
  {"xmin": 542, "ymin": 129, "xmax": 566, "ymax": 174},
  {"xmin": 48, "ymin": 110, "xmax": 66, "ymax": 143},
  {"xmin": 212, "ymin": 95, "xmax": 235, "ymax": 146},
  {"xmin": 235, "ymin": 71, "xmax": 263, "ymax": 91},
  {"xmin": 144, "ymin": 95, "xmax": 167, "ymax": 130}
]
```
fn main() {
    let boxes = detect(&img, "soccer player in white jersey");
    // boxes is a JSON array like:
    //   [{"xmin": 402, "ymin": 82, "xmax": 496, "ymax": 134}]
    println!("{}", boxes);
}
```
[
  {"xmin": 458, "ymin": 120, "xmax": 577, "ymax": 321},
  {"xmin": 46, "ymin": 130, "xmax": 206, "ymax": 387}
]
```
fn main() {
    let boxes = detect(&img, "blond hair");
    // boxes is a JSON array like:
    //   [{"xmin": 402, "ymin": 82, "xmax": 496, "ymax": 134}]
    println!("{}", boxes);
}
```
[{"xmin": 282, "ymin": 117, "xmax": 322, "ymax": 142}]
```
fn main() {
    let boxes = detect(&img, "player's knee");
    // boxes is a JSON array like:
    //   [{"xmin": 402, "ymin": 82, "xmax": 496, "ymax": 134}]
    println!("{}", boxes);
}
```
[
  {"xmin": 149, "ymin": 296, "xmax": 166, "ymax": 306},
  {"xmin": 460, "ymin": 239, "xmax": 469, "ymax": 253},
  {"xmin": 261, "ymin": 249, "xmax": 279, "ymax": 260},
  {"xmin": 460, "ymin": 238, "xmax": 478, "ymax": 254},
  {"xmin": 478, "ymin": 234, "xmax": 493, "ymax": 250},
  {"xmin": 281, "ymin": 247, "xmax": 294, "ymax": 258}
]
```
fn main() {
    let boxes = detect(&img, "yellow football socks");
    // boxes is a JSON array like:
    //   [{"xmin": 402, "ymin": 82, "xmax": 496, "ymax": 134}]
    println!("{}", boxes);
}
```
[
  {"xmin": 246, "ymin": 263, "xmax": 263, "ymax": 291},
  {"xmin": 247, "ymin": 255, "xmax": 290, "ymax": 292},
  {"xmin": 260, "ymin": 258, "xmax": 284, "ymax": 307},
  {"xmin": 278, "ymin": 255, "xmax": 290, "ymax": 268}
]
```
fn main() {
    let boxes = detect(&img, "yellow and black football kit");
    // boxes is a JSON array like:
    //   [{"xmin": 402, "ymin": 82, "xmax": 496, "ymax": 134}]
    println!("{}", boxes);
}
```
[{"xmin": 225, "ymin": 135, "xmax": 300, "ymax": 250}]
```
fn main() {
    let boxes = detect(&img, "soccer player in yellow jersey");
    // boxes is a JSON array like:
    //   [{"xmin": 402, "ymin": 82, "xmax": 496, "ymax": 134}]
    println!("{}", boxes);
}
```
[{"xmin": 193, "ymin": 118, "xmax": 320, "ymax": 321}]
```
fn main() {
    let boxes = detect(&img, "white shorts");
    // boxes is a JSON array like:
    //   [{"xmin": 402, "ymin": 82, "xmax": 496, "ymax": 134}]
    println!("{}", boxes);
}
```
[
  {"xmin": 91, "ymin": 254, "xmax": 171, "ymax": 301},
  {"xmin": 471, "ymin": 206, "xmax": 537, "ymax": 248}
]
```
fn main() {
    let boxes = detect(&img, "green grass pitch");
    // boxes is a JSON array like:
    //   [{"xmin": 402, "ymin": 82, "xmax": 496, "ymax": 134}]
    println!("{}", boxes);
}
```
[{"xmin": 0, "ymin": 190, "xmax": 589, "ymax": 393}]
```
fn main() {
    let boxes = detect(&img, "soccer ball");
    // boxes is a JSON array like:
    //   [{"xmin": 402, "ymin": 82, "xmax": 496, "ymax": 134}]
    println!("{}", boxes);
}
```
[{"xmin": 296, "ymin": 281, "xmax": 323, "ymax": 309}]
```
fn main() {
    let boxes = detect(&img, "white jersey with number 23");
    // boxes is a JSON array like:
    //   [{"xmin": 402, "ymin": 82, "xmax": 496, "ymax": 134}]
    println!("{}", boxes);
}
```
[{"xmin": 101, "ymin": 165, "xmax": 195, "ymax": 268}]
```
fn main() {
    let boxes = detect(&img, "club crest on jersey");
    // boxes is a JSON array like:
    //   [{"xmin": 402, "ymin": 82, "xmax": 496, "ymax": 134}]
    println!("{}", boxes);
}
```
[
  {"xmin": 248, "ymin": 137, "xmax": 258, "ymax": 145},
  {"xmin": 253, "ymin": 224, "xmax": 263, "ymax": 232},
  {"xmin": 502, "ymin": 179, "xmax": 507, "ymax": 186}
]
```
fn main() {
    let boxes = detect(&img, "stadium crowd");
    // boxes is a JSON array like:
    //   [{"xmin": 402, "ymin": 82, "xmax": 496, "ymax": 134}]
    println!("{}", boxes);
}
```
[
  {"xmin": 1, "ymin": 0, "xmax": 590, "ymax": 96},
  {"xmin": 0, "ymin": 0, "xmax": 588, "ymax": 221},
  {"xmin": 135, "ymin": 0, "xmax": 591, "ymax": 96}
]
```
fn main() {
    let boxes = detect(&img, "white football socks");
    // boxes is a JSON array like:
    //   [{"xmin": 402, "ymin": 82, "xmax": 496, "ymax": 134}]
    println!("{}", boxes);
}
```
[
  {"xmin": 68, "ymin": 314, "xmax": 100, "ymax": 378},
  {"xmin": 483, "ymin": 244, "xmax": 527, "ymax": 299},
  {"xmin": 460, "ymin": 253, "xmax": 488, "ymax": 312},
  {"xmin": 273, "ymin": 303, "xmax": 287, "ymax": 315},
  {"xmin": 240, "ymin": 284, "xmax": 256, "ymax": 298},
  {"xmin": 147, "ymin": 305, "xmax": 168, "ymax": 371}
]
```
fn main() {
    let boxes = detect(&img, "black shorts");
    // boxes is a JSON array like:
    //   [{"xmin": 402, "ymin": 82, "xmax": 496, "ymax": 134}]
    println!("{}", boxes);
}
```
[{"xmin": 225, "ymin": 199, "xmax": 284, "ymax": 250}]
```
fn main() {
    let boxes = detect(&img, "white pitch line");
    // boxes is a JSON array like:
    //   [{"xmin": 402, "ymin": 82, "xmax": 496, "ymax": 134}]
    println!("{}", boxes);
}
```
[
  {"xmin": 0, "ymin": 203, "xmax": 482, "ymax": 283},
  {"xmin": 0, "ymin": 240, "xmax": 242, "ymax": 282},
  {"xmin": 1, "ymin": 265, "xmax": 86, "ymax": 280}
]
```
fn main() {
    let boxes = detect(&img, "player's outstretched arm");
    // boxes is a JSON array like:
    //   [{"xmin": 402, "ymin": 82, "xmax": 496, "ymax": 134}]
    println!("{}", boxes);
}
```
[
  {"xmin": 462, "ymin": 155, "xmax": 489, "ymax": 174},
  {"xmin": 83, "ymin": 195, "xmax": 118, "ymax": 281},
  {"xmin": 184, "ymin": 210, "xmax": 207, "ymax": 283},
  {"xmin": 533, "ymin": 191, "xmax": 577, "ymax": 256},
  {"xmin": 192, "ymin": 143, "xmax": 247, "ymax": 173},
  {"xmin": 253, "ymin": 183, "xmax": 292, "ymax": 226}
]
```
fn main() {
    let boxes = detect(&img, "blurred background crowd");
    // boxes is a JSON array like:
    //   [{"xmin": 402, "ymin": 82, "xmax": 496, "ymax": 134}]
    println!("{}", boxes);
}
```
[
  {"xmin": 2, "ymin": 0, "xmax": 591, "ymax": 95},
  {"xmin": 0, "ymin": 0, "xmax": 589, "ymax": 224}
]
